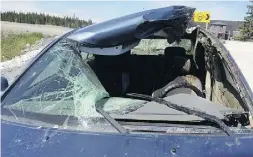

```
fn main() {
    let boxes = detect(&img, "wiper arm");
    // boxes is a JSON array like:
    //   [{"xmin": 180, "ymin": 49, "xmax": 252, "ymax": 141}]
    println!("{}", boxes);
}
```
[
  {"xmin": 126, "ymin": 93, "xmax": 233, "ymax": 136},
  {"xmin": 96, "ymin": 107, "xmax": 129, "ymax": 134}
]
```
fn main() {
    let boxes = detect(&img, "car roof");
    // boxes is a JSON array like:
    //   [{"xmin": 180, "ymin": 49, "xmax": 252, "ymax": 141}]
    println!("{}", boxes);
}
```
[{"xmin": 67, "ymin": 6, "xmax": 195, "ymax": 48}]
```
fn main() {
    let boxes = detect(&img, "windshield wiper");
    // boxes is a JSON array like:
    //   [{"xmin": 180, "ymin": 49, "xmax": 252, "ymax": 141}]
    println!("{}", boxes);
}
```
[
  {"xmin": 96, "ymin": 107, "xmax": 129, "ymax": 134},
  {"xmin": 126, "ymin": 93, "xmax": 233, "ymax": 136}
]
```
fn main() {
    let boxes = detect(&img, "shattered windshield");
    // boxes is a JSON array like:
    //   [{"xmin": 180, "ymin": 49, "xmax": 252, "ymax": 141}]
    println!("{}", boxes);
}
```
[{"xmin": 1, "ymin": 38, "xmax": 146, "ymax": 131}]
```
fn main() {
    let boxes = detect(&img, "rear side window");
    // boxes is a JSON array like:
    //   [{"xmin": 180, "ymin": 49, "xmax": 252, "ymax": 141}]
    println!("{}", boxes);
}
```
[
  {"xmin": 132, "ymin": 39, "xmax": 170, "ymax": 55},
  {"xmin": 131, "ymin": 39, "xmax": 192, "ymax": 55}
]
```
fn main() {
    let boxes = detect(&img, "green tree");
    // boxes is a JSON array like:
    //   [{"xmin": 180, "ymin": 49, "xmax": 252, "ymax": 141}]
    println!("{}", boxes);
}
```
[
  {"xmin": 1, "ymin": 11, "xmax": 92, "ymax": 28},
  {"xmin": 238, "ymin": 1, "xmax": 253, "ymax": 41},
  {"xmin": 87, "ymin": 19, "xmax": 92, "ymax": 25}
]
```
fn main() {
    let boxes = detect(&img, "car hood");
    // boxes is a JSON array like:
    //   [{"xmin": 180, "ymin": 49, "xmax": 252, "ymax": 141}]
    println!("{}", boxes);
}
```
[{"xmin": 67, "ymin": 6, "xmax": 195, "ymax": 48}]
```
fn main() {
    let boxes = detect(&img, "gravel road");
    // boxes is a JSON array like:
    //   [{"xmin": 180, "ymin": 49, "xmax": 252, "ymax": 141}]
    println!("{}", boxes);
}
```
[
  {"xmin": 224, "ymin": 41, "xmax": 253, "ymax": 91},
  {"xmin": 0, "ymin": 38, "xmax": 54, "ymax": 83},
  {"xmin": 1, "ymin": 22, "xmax": 73, "ymax": 83}
]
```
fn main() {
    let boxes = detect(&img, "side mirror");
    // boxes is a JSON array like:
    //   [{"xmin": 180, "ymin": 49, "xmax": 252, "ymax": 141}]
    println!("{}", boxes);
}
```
[{"xmin": 1, "ymin": 76, "xmax": 9, "ymax": 91}]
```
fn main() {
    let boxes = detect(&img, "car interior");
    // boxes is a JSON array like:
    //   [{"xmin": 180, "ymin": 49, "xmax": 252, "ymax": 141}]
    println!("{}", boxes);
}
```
[
  {"xmin": 86, "ymin": 39, "xmax": 244, "ymax": 111},
  {"xmin": 87, "ymin": 46, "xmax": 201, "ymax": 96}
]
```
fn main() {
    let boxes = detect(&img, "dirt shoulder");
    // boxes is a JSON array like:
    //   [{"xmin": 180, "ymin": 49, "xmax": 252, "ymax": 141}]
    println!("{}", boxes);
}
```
[
  {"xmin": 0, "ymin": 37, "xmax": 55, "ymax": 83},
  {"xmin": 0, "ymin": 22, "xmax": 72, "ymax": 82},
  {"xmin": 1, "ymin": 21, "xmax": 73, "ymax": 36}
]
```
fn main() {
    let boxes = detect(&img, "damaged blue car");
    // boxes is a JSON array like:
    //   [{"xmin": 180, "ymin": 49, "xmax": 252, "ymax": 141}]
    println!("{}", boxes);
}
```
[{"xmin": 1, "ymin": 6, "xmax": 253, "ymax": 157}]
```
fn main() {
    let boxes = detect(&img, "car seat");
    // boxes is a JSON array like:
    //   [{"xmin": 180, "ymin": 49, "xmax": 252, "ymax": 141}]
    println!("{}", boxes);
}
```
[
  {"xmin": 92, "ymin": 53, "xmax": 131, "ymax": 97},
  {"xmin": 152, "ymin": 47, "xmax": 203, "ymax": 98}
]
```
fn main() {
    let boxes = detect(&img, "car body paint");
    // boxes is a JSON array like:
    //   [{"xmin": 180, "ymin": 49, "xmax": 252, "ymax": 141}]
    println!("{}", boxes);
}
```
[
  {"xmin": 1, "ymin": 6, "xmax": 253, "ymax": 157},
  {"xmin": 67, "ymin": 6, "xmax": 195, "ymax": 47},
  {"xmin": 2, "ymin": 121, "xmax": 253, "ymax": 157}
]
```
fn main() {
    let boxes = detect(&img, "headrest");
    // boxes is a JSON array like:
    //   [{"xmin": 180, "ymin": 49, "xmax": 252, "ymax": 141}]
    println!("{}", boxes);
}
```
[
  {"xmin": 164, "ymin": 47, "xmax": 186, "ymax": 57},
  {"xmin": 164, "ymin": 47, "xmax": 191, "ymax": 74}
]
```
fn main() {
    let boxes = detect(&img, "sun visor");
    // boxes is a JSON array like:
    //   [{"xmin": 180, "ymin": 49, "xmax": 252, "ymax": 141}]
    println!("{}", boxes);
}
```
[{"xmin": 78, "ymin": 41, "xmax": 140, "ymax": 56}]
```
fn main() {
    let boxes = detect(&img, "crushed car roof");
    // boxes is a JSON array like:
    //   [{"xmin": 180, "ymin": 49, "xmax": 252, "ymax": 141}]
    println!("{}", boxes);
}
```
[{"xmin": 67, "ymin": 6, "xmax": 195, "ymax": 48}]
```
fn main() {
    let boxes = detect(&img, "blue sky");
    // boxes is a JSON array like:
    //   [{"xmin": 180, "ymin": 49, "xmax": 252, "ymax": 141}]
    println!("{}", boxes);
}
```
[{"xmin": 2, "ymin": 1, "xmax": 250, "ymax": 22}]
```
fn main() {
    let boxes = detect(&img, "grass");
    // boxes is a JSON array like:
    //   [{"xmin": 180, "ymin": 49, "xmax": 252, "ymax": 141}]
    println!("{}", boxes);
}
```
[{"xmin": 1, "ymin": 32, "xmax": 43, "ymax": 61}]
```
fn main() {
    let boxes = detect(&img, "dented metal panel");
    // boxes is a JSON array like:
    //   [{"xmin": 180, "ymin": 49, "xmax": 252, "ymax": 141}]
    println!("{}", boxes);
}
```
[{"xmin": 67, "ymin": 6, "xmax": 195, "ymax": 47}]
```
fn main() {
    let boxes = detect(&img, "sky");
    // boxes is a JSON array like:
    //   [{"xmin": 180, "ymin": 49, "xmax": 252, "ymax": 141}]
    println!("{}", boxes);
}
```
[{"xmin": 1, "ymin": 1, "xmax": 251, "ymax": 23}]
